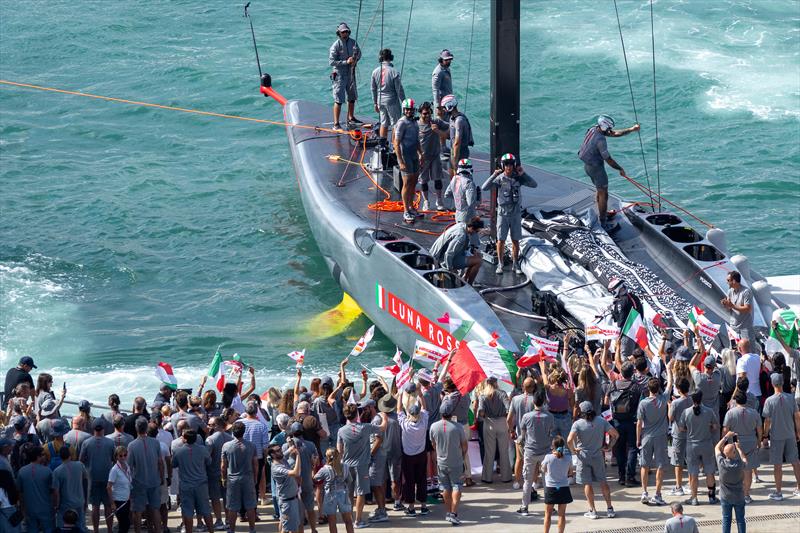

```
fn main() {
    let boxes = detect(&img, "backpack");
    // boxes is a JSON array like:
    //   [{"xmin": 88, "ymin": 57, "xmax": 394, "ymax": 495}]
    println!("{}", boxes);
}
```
[
  {"xmin": 47, "ymin": 441, "xmax": 69, "ymax": 471},
  {"xmin": 609, "ymin": 380, "xmax": 639, "ymax": 421}
]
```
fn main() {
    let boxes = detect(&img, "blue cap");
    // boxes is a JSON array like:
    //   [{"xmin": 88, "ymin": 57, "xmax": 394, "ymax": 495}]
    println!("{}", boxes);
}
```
[{"xmin": 19, "ymin": 356, "xmax": 37, "ymax": 369}]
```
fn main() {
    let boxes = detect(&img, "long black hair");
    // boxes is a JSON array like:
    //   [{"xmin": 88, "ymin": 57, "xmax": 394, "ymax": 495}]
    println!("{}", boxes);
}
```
[{"xmin": 691, "ymin": 390, "xmax": 703, "ymax": 416}]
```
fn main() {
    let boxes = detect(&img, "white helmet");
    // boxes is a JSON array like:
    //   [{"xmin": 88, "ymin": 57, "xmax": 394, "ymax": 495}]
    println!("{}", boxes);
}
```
[
  {"xmin": 441, "ymin": 94, "xmax": 458, "ymax": 112},
  {"xmin": 607, "ymin": 277, "xmax": 626, "ymax": 296},
  {"xmin": 597, "ymin": 115, "xmax": 615, "ymax": 132}
]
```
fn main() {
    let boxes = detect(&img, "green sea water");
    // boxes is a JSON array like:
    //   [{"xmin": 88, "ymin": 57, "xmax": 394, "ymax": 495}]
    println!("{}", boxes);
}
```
[{"xmin": 1, "ymin": 1, "xmax": 798, "ymax": 403}]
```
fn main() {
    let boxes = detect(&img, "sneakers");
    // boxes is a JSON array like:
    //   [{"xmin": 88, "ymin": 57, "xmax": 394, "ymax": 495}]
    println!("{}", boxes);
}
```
[
  {"xmin": 333, "ymin": 122, "xmax": 342, "ymax": 131},
  {"xmin": 515, "ymin": 506, "xmax": 530, "ymax": 517},
  {"xmin": 196, "ymin": 525, "xmax": 208, "ymax": 533},
  {"xmin": 768, "ymin": 492, "xmax": 784, "ymax": 501},
  {"xmin": 495, "ymin": 264, "xmax": 503, "ymax": 275},
  {"xmin": 513, "ymin": 262, "xmax": 523, "ymax": 275},
  {"xmin": 668, "ymin": 486, "xmax": 685, "ymax": 496},
  {"xmin": 421, "ymin": 198, "xmax": 430, "ymax": 212},
  {"xmin": 404, "ymin": 508, "xmax": 417, "ymax": 517},
  {"xmin": 213, "ymin": 520, "xmax": 226, "ymax": 531},
  {"xmin": 403, "ymin": 211, "xmax": 415, "ymax": 223},
  {"xmin": 392, "ymin": 501, "xmax": 406, "ymax": 512},
  {"xmin": 685, "ymin": 497, "xmax": 699, "ymax": 506},
  {"xmin": 754, "ymin": 476, "xmax": 764, "ymax": 483},
  {"xmin": 354, "ymin": 520, "xmax": 370, "ymax": 529},
  {"xmin": 618, "ymin": 478, "xmax": 627, "ymax": 487},
  {"xmin": 348, "ymin": 116, "xmax": 364, "ymax": 125},
  {"xmin": 606, "ymin": 507, "xmax": 616, "ymax": 518},
  {"xmin": 419, "ymin": 506, "xmax": 430, "ymax": 516},
  {"xmin": 640, "ymin": 491, "xmax": 649, "ymax": 504},
  {"xmin": 409, "ymin": 208, "xmax": 424, "ymax": 218},
  {"xmin": 368, "ymin": 509, "xmax": 389, "ymax": 523},
  {"xmin": 744, "ymin": 495, "xmax": 753, "ymax": 504},
  {"xmin": 512, "ymin": 481, "xmax": 521, "ymax": 490},
  {"xmin": 435, "ymin": 198, "xmax": 445, "ymax": 211},
  {"xmin": 449, "ymin": 514, "xmax": 461, "ymax": 526},
  {"xmin": 708, "ymin": 496, "xmax": 720, "ymax": 505},
  {"xmin": 649, "ymin": 494, "xmax": 666, "ymax": 506},
  {"xmin": 583, "ymin": 510, "xmax": 598, "ymax": 520},
  {"xmin": 792, "ymin": 489, "xmax": 800, "ymax": 497}
]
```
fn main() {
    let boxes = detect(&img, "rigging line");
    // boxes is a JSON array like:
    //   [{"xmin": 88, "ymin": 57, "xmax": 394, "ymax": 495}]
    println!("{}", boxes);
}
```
[
  {"xmin": 354, "ymin": 0, "xmax": 364, "ymax": 43},
  {"xmin": 399, "ymin": 0, "xmax": 415, "ymax": 78},
  {"xmin": 375, "ymin": 0, "xmax": 385, "ymax": 232},
  {"xmin": 0, "ymin": 79, "xmax": 351, "ymax": 136},
  {"xmin": 463, "ymin": 0, "xmax": 477, "ymax": 113},
  {"xmin": 649, "ymin": 0, "xmax": 662, "ymax": 211},
  {"xmin": 612, "ymin": 0, "xmax": 655, "ymax": 213}
]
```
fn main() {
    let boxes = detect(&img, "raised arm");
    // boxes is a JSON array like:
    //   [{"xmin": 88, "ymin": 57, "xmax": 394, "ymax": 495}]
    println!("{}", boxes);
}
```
[
  {"xmin": 240, "ymin": 367, "xmax": 256, "ymax": 399},
  {"xmin": 293, "ymin": 368, "xmax": 303, "ymax": 398},
  {"xmin": 614, "ymin": 337, "xmax": 623, "ymax": 374}
]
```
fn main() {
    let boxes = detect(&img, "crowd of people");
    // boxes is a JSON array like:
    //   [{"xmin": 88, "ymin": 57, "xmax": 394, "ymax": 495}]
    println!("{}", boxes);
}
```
[{"xmin": 1, "ymin": 314, "xmax": 799, "ymax": 533}]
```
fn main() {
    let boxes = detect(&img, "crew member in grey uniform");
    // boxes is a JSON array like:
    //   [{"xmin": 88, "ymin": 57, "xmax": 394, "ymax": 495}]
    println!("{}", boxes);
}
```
[
  {"xmin": 516, "ymin": 391, "xmax": 555, "ymax": 516},
  {"xmin": 567, "ymin": 401, "xmax": 619, "ymax": 520},
  {"xmin": 441, "ymin": 95, "xmax": 473, "ymax": 175},
  {"xmin": 172, "ymin": 429, "xmax": 213, "ymax": 533},
  {"xmin": 636, "ymin": 378, "xmax": 668, "ymax": 506},
  {"xmin": 371, "ymin": 48, "xmax": 405, "ymax": 141},
  {"xmin": 268, "ymin": 443, "xmax": 302, "ymax": 533},
  {"xmin": 692, "ymin": 355, "xmax": 722, "ymax": 424},
  {"xmin": 428, "ymin": 398, "xmax": 467, "ymax": 525},
  {"xmin": 762, "ymin": 373, "xmax": 800, "ymax": 501},
  {"xmin": 393, "ymin": 99, "xmax": 422, "ymax": 224},
  {"xmin": 481, "ymin": 153, "xmax": 537, "ymax": 275},
  {"xmin": 282, "ymin": 422, "xmax": 320, "ymax": 530},
  {"xmin": 329, "ymin": 22, "xmax": 361, "ymax": 131},
  {"xmin": 222, "ymin": 421, "xmax": 258, "ymax": 533},
  {"xmin": 432, "ymin": 49, "xmax": 454, "ymax": 152},
  {"xmin": 429, "ymin": 217, "xmax": 484, "ymax": 285},
  {"xmin": 668, "ymin": 378, "xmax": 693, "ymax": 497},
  {"xmin": 577, "ymin": 115, "xmax": 639, "ymax": 230},
  {"xmin": 444, "ymin": 159, "xmax": 479, "ymax": 224},
  {"xmin": 663, "ymin": 502, "xmax": 699, "ymax": 533},
  {"xmin": 721, "ymin": 271, "xmax": 754, "ymax": 342},
  {"xmin": 205, "ymin": 417, "xmax": 232, "ymax": 530},
  {"xmin": 722, "ymin": 390, "xmax": 761, "ymax": 504},
  {"xmin": 678, "ymin": 390, "xmax": 719, "ymax": 506},
  {"xmin": 417, "ymin": 101, "xmax": 450, "ymax": 211}
]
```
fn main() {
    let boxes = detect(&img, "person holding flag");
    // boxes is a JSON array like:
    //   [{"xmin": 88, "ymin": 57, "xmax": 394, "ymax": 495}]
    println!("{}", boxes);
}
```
[
  {"xmin": 609, "ymin": 278, "xmax": 644, "ymax": 357},
  {"xmin": 538, "ymin": 358, "xmax": 574, "ymax": 440}
]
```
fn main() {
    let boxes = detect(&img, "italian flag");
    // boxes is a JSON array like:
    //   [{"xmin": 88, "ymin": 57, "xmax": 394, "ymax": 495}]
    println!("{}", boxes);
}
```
[
  {"xmin": 771, "ymin": 309, "xmax": 799, "ymax": 348},
  {"xmin": 436, "ymin": 312, "xmax": 475, "ymax": 341},
  {"xmin": 688, "ymin": 306, "xmax": 720, "ymax": 340},
  {"xmin": 207, "ymin": 350, "xmax": 225, "ymax": 392},
  {"xmin": 450, "ymin": 340, "xmax": 513, "ymax": 394},
  {"xmin": 517, "ymin": 333, "xmax": 558, "ymax": 368},
  {"xmin": 155, "ymin": 362, "xmax": 177, "ymax": 390},
  {"xmin": 621, "ymin": 308, "xmax": 648, "ymax": 349},
  {"xmin": 349, "ymin": 325, "xmax": 376, "ymax": 357}
]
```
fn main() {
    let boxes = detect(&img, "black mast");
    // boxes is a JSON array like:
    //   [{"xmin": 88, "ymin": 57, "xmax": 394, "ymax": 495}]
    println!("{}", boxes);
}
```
[{"xmin": 489, "ymin": 0, "xmax": 520, "ymax": 240}]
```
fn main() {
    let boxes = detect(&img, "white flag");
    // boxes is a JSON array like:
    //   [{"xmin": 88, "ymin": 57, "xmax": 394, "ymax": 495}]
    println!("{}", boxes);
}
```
[
  {"xmin": 412, "ymin": 339, "xmax": 449, "ymax": 363},
  {"xmin": 349, "ymin": 325, "xmax": 376, "ymax": 357}
]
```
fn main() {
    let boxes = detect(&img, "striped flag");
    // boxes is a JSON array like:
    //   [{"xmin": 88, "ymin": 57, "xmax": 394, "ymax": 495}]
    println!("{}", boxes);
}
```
[
  {"xmin": 207, "ymin": 350, "xmax": 225, "ymax": 392},
  {"xmin": 621, "ymin": 308, "xmax": 649, "ymax": 349},
  {"xmin": 396, "ymin": 360, "xmax": 413, "ymax": 390},
  {"xmin": 517, "ymin": 333, "xmax": 558, "ymax": 368},
  {"xmin": 412, "ymin": 340, "xmax": 449, "ymax": 363},
  {"xmin": 436, "ymin": 312, "xmax": 475, "ymax": 341},
  {"xmin": 688, "ymin": 306, "xmax": 720, "ymax": 340},
  {"xmin": 155, "ymin": 362, "xmax": 177, "ymax": 390},
  {"xmin": 349, "ymin": 325, "xmax": 376, "ymax": 357}
]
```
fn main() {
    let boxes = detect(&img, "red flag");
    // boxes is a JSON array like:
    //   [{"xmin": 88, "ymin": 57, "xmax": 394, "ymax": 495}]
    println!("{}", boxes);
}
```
[
  {"xmin": 487, "ymin": 331, "xmax": 500, "ymax": 348},
  {"xmin": 652, "ymin": 312, "xmax": 668, "ymax": 330}
]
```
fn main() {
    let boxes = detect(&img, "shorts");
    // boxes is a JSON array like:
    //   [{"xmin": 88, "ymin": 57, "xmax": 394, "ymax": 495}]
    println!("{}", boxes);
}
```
[
  {"xmin": 379, "ymin": 102, "xmax": 401, "ymax": 130},
  {"xmin": 448, "ymin": 254, "xmax": 468, "ymax": 270},
  {"xmin": 387, "ymin": 454, "xmax": 402, "ymax": 483},
  {"xmin": 419, "ymin": 157, "xmax": 446, "ymax": 184},
  {"xmin": 322, "ymin": 489, "xmax": 352, "ymax": 516},
  {"xmin": 300, "ymin": 484, "xmax": 315, "ymax": 512},
  {"xmin": 769, "ymin": 438, "xmax": 799, "ymax": 465},
  {"xmin": 739, "ymin": 440, "xmax": 760, "ymax": 470},
  {"xmin": 399, "ymin": 149, "xmax": 420, "ymax": 177},
  {"xmin": 640, "ymin": 437, "xmax": 669, "ymax": 469},
  {"xmin": 89, "ymin": 480, "xmax": 111, "ymax": 506},
  {"xmin": 369, "ymin": 453, "xmax": 387, "ymax": 487},
  {"xmin": 280, "ymin": 498, "xmax": 301, "ymax": 533},
  {"xmin": 179, "ymin": 483, "xmax": 210, "ymax": 518},
  {"xmin": 544, "ymin": 486, "xmax": 573, "ymax": 505},
  {"xmin": 208, "ymin": 474, "xmax": 223, "ymax": 500},
  {"xmin": 497, "ymin": 208, "xmax": 522, "ymax": 241},
  {"xmin": 437, "ymin": 463, "xmax": 464, "ymax": 492},
  {"xmin": 575, "ymin": 452, "xmax": 606, "ymax": 484},
  {"xmin": 686, "ymin": 441, "xmax": 716, "ymax": 476},
  {"xmin": 671, "ymin": 438, "xmax": 687, "ymax": 467},
  {"xmin": 584, "ymin": 163, "xmax": 608, "ymax": 189},
  {"xmin": 131, "ymin": 483, "xmax": 161, "ymax": 512},
  {"xmin": 347, "ymin": 463, "xmax": 371, "ymax": 496},
  {"xmin": 226, "ymin": 478, "xmax": 257, "ymax": 511},
  {"xmin": 331, "ymin": 73, "xmax": 357, "ymax": 105}
]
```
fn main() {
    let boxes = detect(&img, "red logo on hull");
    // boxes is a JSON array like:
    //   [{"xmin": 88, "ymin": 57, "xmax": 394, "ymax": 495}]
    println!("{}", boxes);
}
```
[{"xmin": 376, "ymin": 284, "xmax": 455, "ymax": 351}]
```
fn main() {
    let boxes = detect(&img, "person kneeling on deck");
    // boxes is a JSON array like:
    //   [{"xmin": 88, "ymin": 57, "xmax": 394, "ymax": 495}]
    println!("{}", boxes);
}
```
[
  {"xmin": 429, "ymin": 217, "xmax": 484, "ymax": 285},
  {"xmin": 578, "ymin": 115, "xmax": 639, "ymax": 231},
  {"xmin": 481, "ymin": 153, "xmax": 537, "ymax": 275},
  {"xmin": 393, "ymin": 99, "xmax": 423, "ymax": 224}
]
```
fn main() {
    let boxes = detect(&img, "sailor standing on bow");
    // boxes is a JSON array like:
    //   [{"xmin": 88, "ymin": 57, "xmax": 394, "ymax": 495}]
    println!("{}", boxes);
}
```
[
  {"xmin": 371, "ymin": 49, "xmax": 406, "ymax": 142},
  {"xmin": 441, "ymin": 95, "xmax": 473, "ymax": 176},
  {"xmin": 481, "ymin": 153, "xmax": 537, "ymax": 276},
  {"xmin": 393, "ymin": 99, "xmax": 423, "ymax": 224},
  {"xmin": 417, "ymin": 101, "xmax": 449, "ymax": 211},
  {"xmin": 329, "ymin": 22, "xmax": 362, "ymax": 131},
  {"xmin": 432, "ymin": 49, "xmax": 454, "ymax": 153},
  {"xmin": 578, "ymin": 115, "xmax": 640, "ymax": 231}
]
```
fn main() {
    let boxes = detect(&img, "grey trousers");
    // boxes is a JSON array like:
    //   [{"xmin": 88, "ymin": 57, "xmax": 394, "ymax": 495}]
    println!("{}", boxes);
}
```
[{"xmin": 482, "ymin": 417, "xmax": 512, "ymax": 483}]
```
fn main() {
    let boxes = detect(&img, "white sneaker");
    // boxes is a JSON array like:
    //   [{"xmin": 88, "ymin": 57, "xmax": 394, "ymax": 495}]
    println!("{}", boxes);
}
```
[
  {"xmin": 583, "ymin": 510, "xmax": 597, "ymax": 520},
  {"xmin": 792, "ymin": 489, "xmax": 800, "ymax": 497},
  {"xmin": 640, "ymin": 491, "xmax": 649, "ymax": 503},
  {"xmin": 649, "ymin": 494, "xmax": 666, "ymax": 506},
  {"xmin": 421, "ymin": 198, "xmax": 430, "ymax": 212},
  {"xmin": 513, "ymin": 262, "xmax": 523, "ymax": 275},
  {"xmin": 435, "ymin": 197, "xmax": 445, "ymax": 211},
  {"xmin": 606, "ymin": 507, "xmax": 616, "ymax": 518},
  {"xmin": 668, "ymin": 486, "xmax": 685, "ymax": 496},
  {"xmin": 512, "ymin": 481, "xmax": 521, "ymax": 490},
  {"xmin": 403, "ymin": 212, "xmax": 415, "ymax": 223},
  {"xmin": 495, "ymin": 264, "xmax": 503, "ymax": 275},
  {"xmin": 768, "ymin": 492, "xmax": 784, "ymax": 501},
  {"xmin": 449, "ymin": 513, "xmax": 461, "ymax": 525}
]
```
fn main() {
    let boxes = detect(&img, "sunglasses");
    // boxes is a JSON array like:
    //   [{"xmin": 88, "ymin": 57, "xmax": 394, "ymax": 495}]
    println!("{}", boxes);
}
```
[{"xmin": 421, "ymin": 111, "xmax": 431, "ymax": 115}]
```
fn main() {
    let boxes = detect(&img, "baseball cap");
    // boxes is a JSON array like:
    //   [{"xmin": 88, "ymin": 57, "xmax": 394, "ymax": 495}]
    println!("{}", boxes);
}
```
[
  {"xmin": 579, "ymin": 401, "xmax": 594, "ymax": 413},
  {"xmin": 407, "ymin": 403, "xmax": 421, "ymax": 416},
  {"xmin": 93, "ymin": 418, "xmax": 106, "ymax": 430},
  {"xmin": 0, "ymin": 438, "xmax": 13, "ymax": 448},
  {"xmin": 337, "ymin": 22, "xmax": 351, "ymax": 33},
  {"xmin": 674, "ymin": 346, "xmax": 691, "ymax": 362},
  {"xmin": 78, "ymin": 400, "xmax": 91, "ymax": 412},
  {"xmin": 440, "ymin": 397, "xmax": 456, "ymax": 417},
  {"xmin": 289, "ymin": 422, "xmax": 304, "ymax": 436},
  {"xmin": 771, "ymin": 373, "xmax": 784, "ymax": 388},
  {"xmin": 703, "ymin": 356, "xmax": 717, "ymax": 368},
  {"xmin": 417, "ymin": 368, "xmax": 433, "ymax": 383},
  {"xmin": 298, "ymin": 392, "xmax": 312, "ymax": 403},
  {"xmin": 11, "ymin": 415, "xmax": 27, "ymax": 430},
  {"xmin": 321, "ymin": 376, "xmax": 334, "ymax": 389},
  {"xmin": 51, "ymin": 419, "xmax": 69, "ymax": 437},
  {"xmin": 439, "ymin": 49, "xmax": 454, "ymax": 61},
  {"xmin": 19, "ymin": 356, "xmax": 37, "ymax": 368},
  {"xmin": 404, "ymin": 382, "xmax": 417, "ymax": 394},
  {"xmin": 358, "ymin": 399, "xmax": 376, "ymax": 410}
]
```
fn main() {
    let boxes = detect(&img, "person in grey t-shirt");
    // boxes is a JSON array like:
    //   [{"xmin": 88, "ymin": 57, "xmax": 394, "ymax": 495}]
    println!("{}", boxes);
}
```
[
  {"xmin": 508, "ymin": 379, "xmax": 537, "ymax": 489},
  {"xmin": 715, "ymin": 432, "xmax": 748, "ymax": 533},
  {"xmin": 205, "ymin": 417, "xmax": 231, "ymax": 529},
  {"xmin": 172, "ymin": 429, "xmax": 213, "ymax": 533},
  {"xmin": 722, "ymin": 271, "xmax": 754, "ymax": 341},
  {"xmin": 371, "ymin": 48, "xmax": 405, "ymax": 140},
  {"xmin": 636, "ymin": 378, "xmax": 669, "ymax": 505},
  {"xmin": 52, "ymin": 445, "xmax": 89, "ymax": 528},
  {"xmin": 722, "ymin": 390, "xmax": 762, "ymax": 502},
  {"xmin": 762, "ymin": 373, "xmax": 800, "ymax": 500},
  {"xmin": 80, "ymin": 419, "xmax": 116, "ymax": 533},
  {"xmin": 678, "ymin": 391, "xmax": 719, "ymax": 505},
  {"xmin": 577, "ymin": 115, "xmax": 639, "ymax": 229},
  {"xmin": 16, "ymin": 446, "xmax": 54, "ymax": 533},
  {"xmin": 282, "ymin": 423, "xmax": 319, "ymax": 530},
  {"xmin": 222, "ymin": 421, "xmax": 258, "ymax": 531},
  {"xmin": 268, "ymin": 443, "xmax": 302, "ymax": 533},
  {"xmin": 128, "ymin": 417, "xmax": 164, "ymax": 533},
  {"xmin": 428, "ymin": 218, "xmax": 484, "ymax": 285},
  {"xmin": 517, "ymin": 391, "xmax": 554, "ymax": 513},
  {"xmin": 428, "ymin": 400, "xmax": 467, "ymax": 525},
  {"xmin": 393, "ymin": 100, "xmax": 422, "ymax": 224},
  {"xmin": 663, "ymin": 502, "xmax": 699, "ymax": 533},
  {"xmin": 692, "ymin": 356, "xmax": 722, "ymax": 415}
]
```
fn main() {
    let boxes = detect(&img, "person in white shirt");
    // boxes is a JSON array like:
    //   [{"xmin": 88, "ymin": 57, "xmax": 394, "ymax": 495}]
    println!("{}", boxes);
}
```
[
  {"xmin": 107, "ymin": 446, "xmax": 132, "ymax": 533},
  {"xmin": 735, "ymin": 339, "xmax": 762, "ymax": 402}
]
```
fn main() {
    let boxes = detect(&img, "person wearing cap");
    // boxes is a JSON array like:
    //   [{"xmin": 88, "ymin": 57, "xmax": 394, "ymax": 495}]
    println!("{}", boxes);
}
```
[
  {"xmin": 282, "ymin": 421, "xmax": 320, "ymax": 531},
  {"xmin": 35, "ymin": 373, "xmax": 65, "ymax": 421},
  {"xmin": 722, "ymin": 389, "xmax": 761, "ymax": 504},
  {"xmin": 608, "ymin": 279, "xmax": 645, "ymax": 354},
  {"xmin": 268, "ymin": 442, "xmax": 302, "ymax": 533},
  {"xmin": 418, "ymin": 363, "xmax": 447, "ymax": 488},
  {"xmin": 441, "ymin": 95, "xmax": 473, "ymax": 175},
  {"xmin": 432, "ymin": 49, "xmax": 454, "ymax": 116},
  {"xmin": 377, "ymin": 391, "xmax": 404, "ymax": 512},
  {"xmin": 393, "ymin": 97, "xmax": 422, "ymax": 224},
  {"xmin": 337, "ymin": 402, "xmax": 387, "ymax": 528},
  {"xmin": 371, "ymin": 48, "xmax": 405, "ymax": 141},
  {"xmin": 428, "ymin": 396, "xmax": 467, "ymax": 525},
  {"xmin": 416, "ymin": 101, "xmax": 450, "ymax": 211},
  {"xmin": 721, "ymin": 271, "xmax": 754, "ymax": 342},
  {"xmin": 52, "ymin": 442, "xmax": 89, "ymax": 529},
  {"xmin": 508, "ymin": 378, "xmax": 537, "ymax": 491},
  {"xmin": 172, "ymin": 428, "xmax": 213, "ymax": 533},
  {"xmin": 64, "ymin": 416, "xmax": 92, "ymax": 459},
  {"xmin": 481, "ymin": 153, "xmax": 538, "ymax": 275},
  {"xmin": 577, "ymin": 115, "xmax": 640, "ymax": 230},
  {"xmin": 240, "ymin": 401, "xmax": 269, "ymax": 519},
  {"xmin": 128, "ymin": 417, "xmax": 164, "ymax": 533},
  {"xmin": 329, "ymin": 22, "xmax": 362, "ymax": 131},
  {"xmin": 444, "ymin": 158, "xmax": 479, "ymax": 225},
  {"xmin": 666, "ymin": 376, "xmax": 693, "ymax": 497},
  {"xmin": 222, "ymin": 421, "xmax": 258, "ymax": 533},
  {"xmin": 636, "ymin": 377, "xmax": 669, "ymax": 506},
  {"xmin": 16, "ymin": 445, "xmax": 55, "ymax": 532},
  {"xmin": 428, "ymin": 217, "xmax": 485, "ymax": 285},
  {"xmin": 567, "ymin": 400, "xmax": 619, "ymax": 520},
  {"xmin": 80, "ymin": 418, "xmax": 116, "ymax": 533},
  {"xmin": 3, "ymin": 356, "xmax": 36, "ymax": 407},
  {"xmin": 42, "ymin": 419, "xmax": 74, "ymax": 468},
  {"xmin": 678, "ymin": 390, "xmax": 719, "ymax": 506},
  {"xmin": 762, "ymin": 372, "xmax": 800, "ymax": 501},
  {"xmin": 152, "ymin": 385, "xmax": 173, "ymax": 411},
  {"xmin": 516, "ymin": 391, "xmax": 554, "ymax": 517}
]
